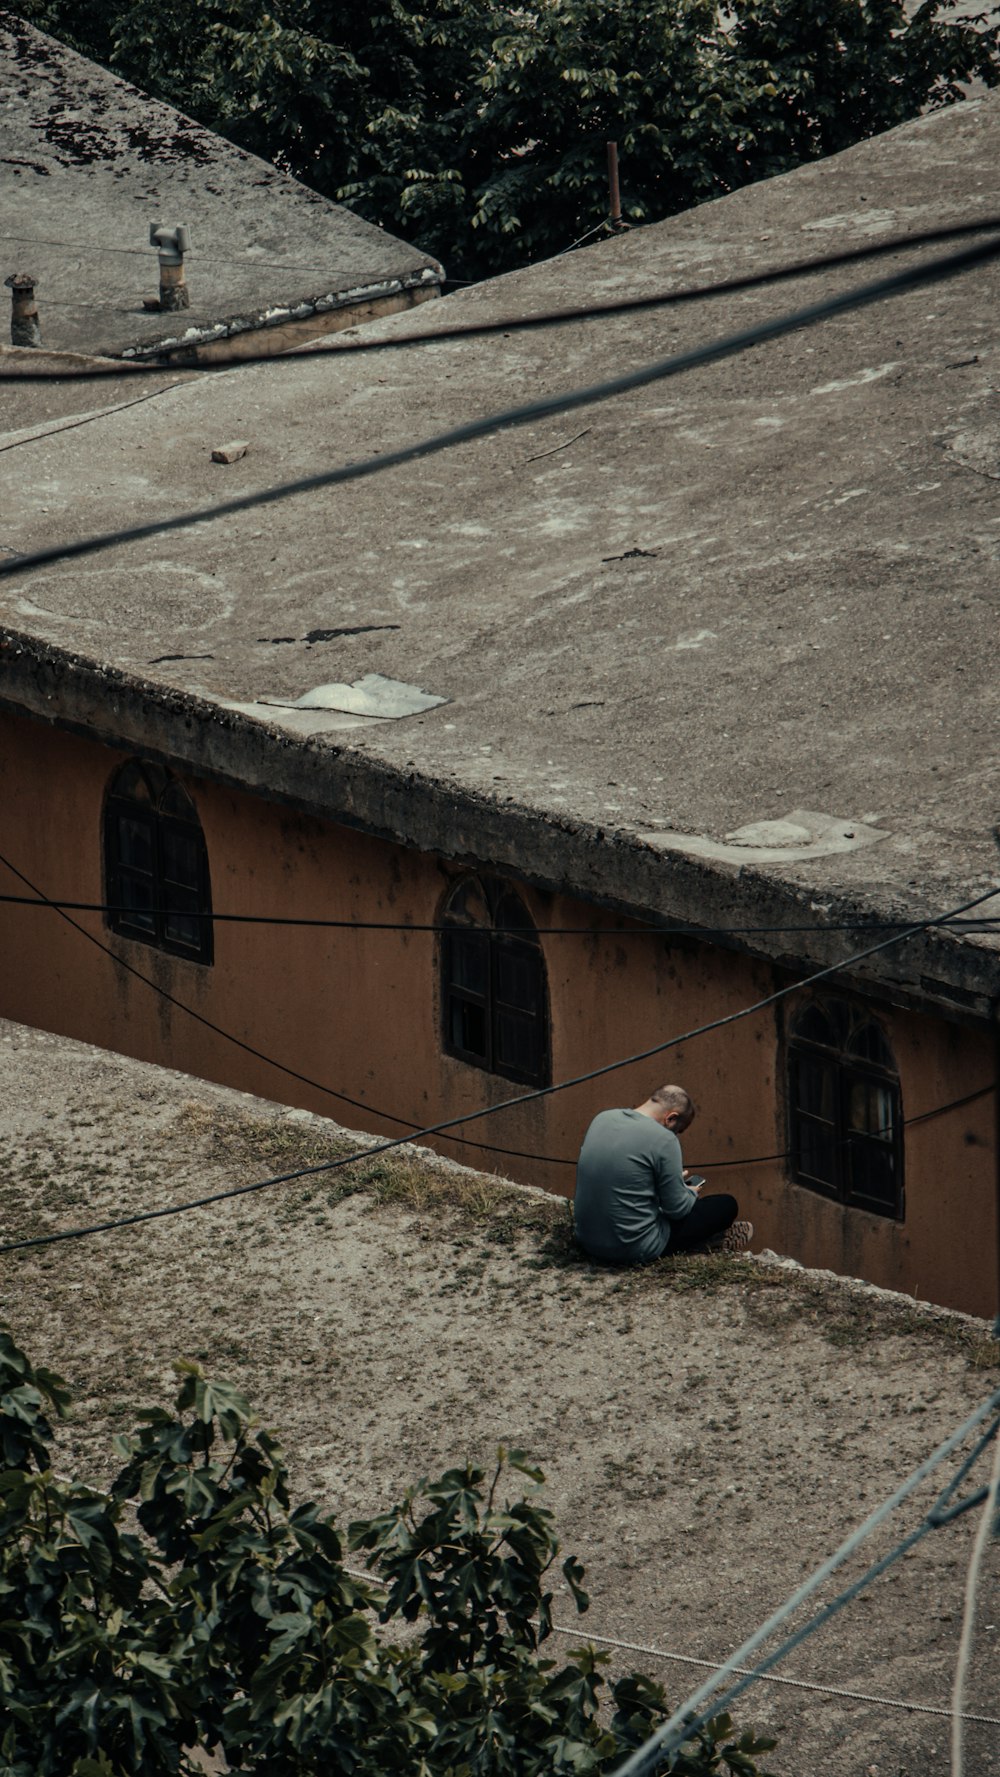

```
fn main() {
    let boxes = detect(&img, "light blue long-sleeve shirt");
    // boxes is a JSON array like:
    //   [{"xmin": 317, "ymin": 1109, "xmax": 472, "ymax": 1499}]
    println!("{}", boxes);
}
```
[{"xmin": 573, "ymin": 1108, "xmax": 695, "ymax": 1263}]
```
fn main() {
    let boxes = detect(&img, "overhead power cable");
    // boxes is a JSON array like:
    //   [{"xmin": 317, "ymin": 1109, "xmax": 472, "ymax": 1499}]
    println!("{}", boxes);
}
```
[
  {"xmin": 693, "ymin": 1080, "xmax": 997, "ymax": 1172},
  {"xmin": 0, "ymin": 845, "xmax": 505, "ymax": 1160},
  {"xmin": 553, "ymin": 218, "xmax": 614, "ymax": 257},
  {"xmin": 336, "ymin": 1559, "xmax": 1000, "ymax": 1728},
  {"xmin": 0, "ymin": 383, "xmax": 184, "ymax": 456},
  {"xmin": 4, "ymin": 228, "xmax": 1000, "ymax": 582},
  {"xmin": 0, "ymin": 849, "xmax": 994, "ymax": 1171},
  {"xmin": 5, "ymin": 214, "xmax": 1000, "ymax": 383},
  {"xmin": 611, "ymin": 1385, "xmax": 1000, "ymax": 1777},
  {"xmin": 950, "ymin": 1421, "xmax": 1000, "ymax": 1774},
  {"xmin": 544, "ymin": 1620, "xmax": 1000, "ymax": 1729},
  {"xmin": 0, "ymin": 851, "xmax": 993, "ymax": 1176},
  {"xmin": 0, "ymin": 888, "xmax": 996, "ymax": 939},
  {"xmin": 0, "ymin": 230, "xmax": 434, "ymax": 276},
  {"xmin": 0, "ymin": 883, "xmax": 996, "ymax": 1255},
  {"xmin": 205, "ymin": 213, "xmax": 1000, "ymax": 361}
]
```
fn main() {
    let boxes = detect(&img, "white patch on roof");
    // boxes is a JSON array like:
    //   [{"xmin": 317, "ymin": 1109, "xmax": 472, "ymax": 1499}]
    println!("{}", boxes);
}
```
[
  {"xmin": 639, "ymin": 810, "xmax": 888, "ymax": 866},
  {"xmin": 801, "ymin": 207, "xmax": 898, "ymax": 234},
  {"xmin": 811, "ymin": 363, "xmax": 899, "ymax": 397},
  {"xmin": 260, "ymin": 674, "xmax": 448, "ymax": 719}
]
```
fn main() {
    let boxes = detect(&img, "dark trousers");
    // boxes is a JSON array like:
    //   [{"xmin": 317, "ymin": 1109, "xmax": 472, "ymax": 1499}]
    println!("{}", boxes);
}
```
[{"xmin": 667, "ymin": 1192, "xmax": 739, "ymax": 1252}]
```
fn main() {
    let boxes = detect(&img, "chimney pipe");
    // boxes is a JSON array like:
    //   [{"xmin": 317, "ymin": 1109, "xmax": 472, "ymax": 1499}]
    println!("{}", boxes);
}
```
[
  {"xmin": 149, "ymin": 224, "xmax": 190, "ymax": 311},
  {"xmin": 5, "ymin": 273, "xmax": 41, "ymax": 346},
  {"xmin": 607, "ymin": 142, "xmax": 622, "ymax": 230}
]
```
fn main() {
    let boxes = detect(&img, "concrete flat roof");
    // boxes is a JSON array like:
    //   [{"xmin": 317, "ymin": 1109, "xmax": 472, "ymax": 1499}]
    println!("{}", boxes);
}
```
[
  {"xmin": 0, "ymin": 11, "xmax": 441, "ymax": 358},
  {"xmin": 2, "ymin": 89, "xmax": 1000, "ymax": 1015}
]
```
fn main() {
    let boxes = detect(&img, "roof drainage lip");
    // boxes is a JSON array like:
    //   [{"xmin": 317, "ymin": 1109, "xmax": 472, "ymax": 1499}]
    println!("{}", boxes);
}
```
[
  {"xmin": 256, "ymin": 673, "xmax": 449, "ymax": 719},
  {"xmin": 636, "ymin": 809, "xmax": 889, "ymax": 866}
]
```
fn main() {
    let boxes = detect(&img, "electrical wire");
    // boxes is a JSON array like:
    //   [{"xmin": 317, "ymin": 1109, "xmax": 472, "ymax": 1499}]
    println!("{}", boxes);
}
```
[
  {"xmin": 553, "ymin": 217, "xmax": 613, "ymax": 257},
  {"xmin": 4, "ymin": 227, "xmax": 999, "ymax": 583},
  {"xmin": 0, "ymin": 381, "xmax": 184, "ymax": 454},
  {"xmin": 0, "ymin": 883, "xmax": 996, "ymax": 1255},
  {"xmin": 333, "ymin": 1560, "xmax": 1000, "ymax": 1727},
  {"xmin": 5, "ymin": 203, "xmax": 998, "ymax": 1168},
  {"xmin": 0, "ymin": 845, "xmax": 498, "ymax": 1159},
  {"xmin": 905, "ymin": 1082, "xmax": 997, "ymax": 1129},
  {"xmin": 950, "ymin": 1417, "xmax": 1000, "ymax": 1775},
  {"xmin": 693, "ymin": 1081, "xmax": 997, "ymax": 1172},
  {"xmin": 6, "ymin": 213, "xmax": 1000, "ymax": 382},
  {"xmin": 0, "ymin": 888, "xmax": 996, "ymax": 939},
  {"xmin": 0, "ymin": 847, "xmax": 994, "ymax": 1174},
  {"xmin": 546, "ymin": 1621, "xmax": 1000, "ymax": 1729},
  {"xmin": 0, "ymin": 230, "xmax": 440, "ymax": 279},
  {"xmin": 280, "ymin": 213, "xmax": 1000, "ymax": 357},
  {"xmin": 647, "ymin": 1436, "xmax": 1000, "ymax": 1761},
  {"xmin": 8, "ymin": 195, "xmax": 999, "ymax": 1765},
  {"xmin": 0, "ymin": 849, "xmax": 993, "ymax": 1175},
  {"xmin": 611, "ymin": 1390, "xmax": 1000, "ymax": 1777}
]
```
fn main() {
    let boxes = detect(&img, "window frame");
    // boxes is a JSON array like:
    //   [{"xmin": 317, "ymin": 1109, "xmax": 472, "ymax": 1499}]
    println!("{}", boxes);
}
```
[
  {"xmin": 104, "ymin": 761, "xmax": 213, "ymax": 966},
  {"xmin": 787, "ymin": 997, "xmax": 903, "ymax": 1220},
  {"xmin": 440, "ymin": 875, "xmax": 550, "ymax": 1088}
]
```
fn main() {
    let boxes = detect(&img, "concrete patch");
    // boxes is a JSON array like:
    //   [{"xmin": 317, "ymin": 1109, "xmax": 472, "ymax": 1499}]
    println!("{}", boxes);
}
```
[
  {"xmin": 810, "ymin": 362, "xmax": 899, "ymax": 396},
  {"xmin": 258, "ymin": 673, "xmax": 449, "ymax": 719},
  {"xmin": 638, "ymin": 809, "xmax": 889, "ymax": 866}
]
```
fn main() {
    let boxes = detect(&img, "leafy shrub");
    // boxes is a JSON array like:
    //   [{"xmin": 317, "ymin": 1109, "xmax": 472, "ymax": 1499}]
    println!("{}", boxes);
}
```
[{"xmin": 0, "ymin": 1322, "xmax": 776, "ymax": 1774}]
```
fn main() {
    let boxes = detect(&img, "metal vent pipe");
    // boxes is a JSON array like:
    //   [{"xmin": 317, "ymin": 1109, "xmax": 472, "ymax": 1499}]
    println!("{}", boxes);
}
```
[
  {"xmin": 5, "ymin": 272, "xmax": 40, "ymax": 346},
  {"xmin": 149, "ymin": 225, "xmax": 191, "ymax": 311}
]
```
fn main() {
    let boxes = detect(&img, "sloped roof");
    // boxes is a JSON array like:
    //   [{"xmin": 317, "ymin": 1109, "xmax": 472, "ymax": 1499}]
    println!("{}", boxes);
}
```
[
  {"xmin": 2, "ymin": 88, "xmax": 999, "ymax": 1016},
  {"xmin": 0, "ymin": 11, "xmax": 441, "ymax": 358}
]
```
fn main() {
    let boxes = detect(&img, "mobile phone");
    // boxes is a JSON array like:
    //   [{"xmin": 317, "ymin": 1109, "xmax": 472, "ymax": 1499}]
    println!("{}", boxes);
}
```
[{"xmin": 686, "ymin": 1174, "xmax": 706, "ymax": 1191}]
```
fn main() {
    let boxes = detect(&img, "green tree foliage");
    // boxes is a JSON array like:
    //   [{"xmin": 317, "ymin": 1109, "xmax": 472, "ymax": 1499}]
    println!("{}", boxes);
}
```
[
  {"xmin": 13, "ymin": 0, "xmax": 1000, "ymax": 277},
  {"xmin": 0, "ymin": 1323, "xmax": 777, "ymax": 1774}
]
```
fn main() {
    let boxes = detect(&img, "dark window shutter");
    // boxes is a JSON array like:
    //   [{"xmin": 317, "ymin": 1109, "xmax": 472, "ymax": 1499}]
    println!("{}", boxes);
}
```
[
  {"xmin": 105, "ymin": 764, "xmax": 212, "ymax": 965},
  {"xmin": 788, "ymin": 1001, "xmax": 902, "ymax": 1219},
  {"xmin": 441, "ymin": 878, "xmax": 549, "ymax": 1087}
]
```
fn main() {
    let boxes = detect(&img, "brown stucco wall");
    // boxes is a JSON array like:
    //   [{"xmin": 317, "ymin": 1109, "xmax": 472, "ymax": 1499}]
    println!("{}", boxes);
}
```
[{"xmin": 0, "ymin": 707, "xmax": 995, "ymax": 1317}]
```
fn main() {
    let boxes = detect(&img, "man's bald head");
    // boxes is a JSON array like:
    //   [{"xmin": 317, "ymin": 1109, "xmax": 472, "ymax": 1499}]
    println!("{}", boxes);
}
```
[
  {"xmin": 651, "ymin": 1084, "xmax": 694, "ymax": 1122},
  {"xmin": 637, "ymin": 1084, "xmax": 695, "ymax": 1132}
]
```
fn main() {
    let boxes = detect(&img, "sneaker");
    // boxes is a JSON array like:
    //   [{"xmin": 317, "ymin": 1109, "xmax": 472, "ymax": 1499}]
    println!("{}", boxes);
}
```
[{"xmin": 709, "ymin": 1219, "xmax": 754, "ymax": 1255}]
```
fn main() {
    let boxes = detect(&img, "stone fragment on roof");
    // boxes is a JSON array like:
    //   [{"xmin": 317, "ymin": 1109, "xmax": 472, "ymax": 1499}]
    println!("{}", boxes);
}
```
[{"xmin": 210, "ymin": 441, "xmax": 250, "ymax": 464}]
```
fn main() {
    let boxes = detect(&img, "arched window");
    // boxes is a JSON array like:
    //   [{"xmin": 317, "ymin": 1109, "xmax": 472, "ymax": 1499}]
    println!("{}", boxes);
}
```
[
  {"xmin": 441, "ymin": 875, "xmax": 549, "ymax": 1086},
  {"xmin": 787, "ymin": 999, "xmax": 902, "ymax": 1218},
  {"xmin": 104, "ymin": 761, "xmax": 213, "ymax": 964}
]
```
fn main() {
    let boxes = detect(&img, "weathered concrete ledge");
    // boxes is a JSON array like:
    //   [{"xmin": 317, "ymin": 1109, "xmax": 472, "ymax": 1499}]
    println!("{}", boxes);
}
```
[{"xmin": 120, "ymin": 269, "xmax": 443, "ymax": 364}]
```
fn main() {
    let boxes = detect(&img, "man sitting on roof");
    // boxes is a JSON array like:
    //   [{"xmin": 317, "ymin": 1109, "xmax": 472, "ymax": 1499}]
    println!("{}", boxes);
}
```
[{"xmin": 573, "ymin": 1083, "xmax": 753, "ymax": 1265}]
